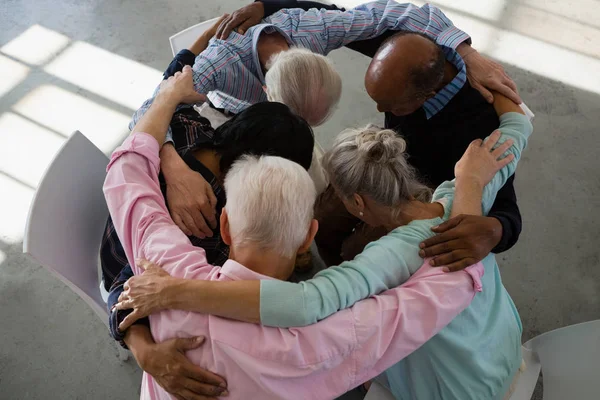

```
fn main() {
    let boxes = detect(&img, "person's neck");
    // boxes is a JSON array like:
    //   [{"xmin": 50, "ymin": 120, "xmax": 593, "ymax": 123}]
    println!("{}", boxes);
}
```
[
  {"xmin": 230, "ymin": 246, "xmax": 294, "ymax": 281},
  {"xmin": 192, "ymin": 148, "xmax": 222, "ymax": 181},
  {"xmin": 380, "ymin": 201, "xmax": 444, "ymax": 232},
  {"xmin": 436, "ymin": 60, "xmax": 458, "ymax": 91},
  {"xmin": 257, "ymin": 32, "xmax": 290, "ymax": 70}
]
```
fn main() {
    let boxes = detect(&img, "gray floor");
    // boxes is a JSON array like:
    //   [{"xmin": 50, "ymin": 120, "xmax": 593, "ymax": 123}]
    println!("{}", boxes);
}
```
[{"xmin": 1, "ymin": 0, "xmax": 599, "ymax": 399}]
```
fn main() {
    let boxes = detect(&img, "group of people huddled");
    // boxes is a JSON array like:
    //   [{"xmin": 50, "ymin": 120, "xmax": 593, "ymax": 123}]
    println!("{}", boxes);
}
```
[{"xmin": 100, "ymin": 1, "xmax": 534, "ymax": 399}]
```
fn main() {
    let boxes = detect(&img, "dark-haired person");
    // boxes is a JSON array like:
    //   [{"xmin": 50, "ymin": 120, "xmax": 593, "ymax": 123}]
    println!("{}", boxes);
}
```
[
  {"xmin": 137, "ymin": 0, "xmax": 522, "ymax": 249},
  {"xmin": 217, "ymin": 0, "xmax": 526, "ymax": 274},
  {"xmin": 101, "ymin": 55, "xmax": 315, "ymax": 399}
]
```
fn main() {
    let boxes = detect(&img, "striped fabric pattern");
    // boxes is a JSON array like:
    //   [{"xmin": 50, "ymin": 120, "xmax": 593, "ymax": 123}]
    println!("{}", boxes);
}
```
[{"xmin": 130, "ymin": 1, "xmax": 471, "ymax": 140}]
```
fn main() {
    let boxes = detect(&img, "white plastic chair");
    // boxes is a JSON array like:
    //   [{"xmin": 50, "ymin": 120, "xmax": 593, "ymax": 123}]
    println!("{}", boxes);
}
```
[
  {"xmin": 510, "ymin": 319, "xmax": 600, "ymax": 400},
  {"xmin": 364, "ymin": 381, "xmax": 395, "ymax": 400},
  {"xmin": 169, "ymin": 17, "xmax": 220, "ymax": 57},
  {"xmin": 23, "ymin": 131, "xmax": 110, "ymax": 322}
]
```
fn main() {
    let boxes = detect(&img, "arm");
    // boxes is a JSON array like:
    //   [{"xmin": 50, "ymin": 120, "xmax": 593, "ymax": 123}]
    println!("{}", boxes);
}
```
[
  {"xmin": 268, "ymin": 0, "xmax": 470, "ymax": 55},
  {"xmin": 352, "ymin": 262, "xmax": 483, "ymax": 384},
  {"xmin": 122, "ymin": 223, "xmax": 429, "ymax": 327},
  {"xmin": 488, "ymin": 175, "xmax": 522, "ymax": 253}
]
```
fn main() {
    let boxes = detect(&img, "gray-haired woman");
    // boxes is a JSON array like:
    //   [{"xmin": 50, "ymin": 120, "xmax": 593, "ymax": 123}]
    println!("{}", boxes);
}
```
[{"xmin": 117, "ymin": 93, "xmax": 533, "ymax": 399}]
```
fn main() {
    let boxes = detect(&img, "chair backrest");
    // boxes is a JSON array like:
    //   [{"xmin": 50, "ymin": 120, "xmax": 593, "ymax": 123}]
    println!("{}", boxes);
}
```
[
  {"xmin": 527, "ymin": 320, "xmax": 600, "ymax": 400},
  {"xmin": 23, "ymin": 131, "xmax": 110, "ymax": 321},
  {"xmin": 364, "ymin": 381, "xmax": 396, "ymax": 400},
  {"xmin": 169, "ymin": 18, "xmax": 220, "ymax": 56}
]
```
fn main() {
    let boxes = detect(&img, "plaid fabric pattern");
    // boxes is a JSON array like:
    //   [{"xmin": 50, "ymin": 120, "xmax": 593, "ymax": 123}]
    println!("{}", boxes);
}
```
[{"xmin": 100, "ymin": 108, "xmax": 229, "ymax": 291}]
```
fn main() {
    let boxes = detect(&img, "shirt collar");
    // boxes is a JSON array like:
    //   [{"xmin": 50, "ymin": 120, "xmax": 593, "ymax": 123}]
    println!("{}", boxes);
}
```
[
  {"xmin": 422, "ymin": 47, "xmax": 467, "ymax": 119},
  {"xmin": 249, "ymin": 24, "xmax": 294, "ymax": 85},
  {"xmin": 219, "ymin": 259, "xmax": 277, "ymax": 281}
]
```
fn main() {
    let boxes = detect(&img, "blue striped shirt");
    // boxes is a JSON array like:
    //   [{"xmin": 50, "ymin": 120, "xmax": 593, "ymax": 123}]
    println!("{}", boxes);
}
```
[{"xmin": 130, "ymin": 1, "xmax": 471, "ymax": 140}]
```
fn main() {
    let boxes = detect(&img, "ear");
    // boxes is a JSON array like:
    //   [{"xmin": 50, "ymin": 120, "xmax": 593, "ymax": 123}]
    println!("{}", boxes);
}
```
[
  {"xmin": 220, "ymin": 209, "xmax": 232, "ymax": 246},
  {"xmin": 297, "ymin": 219, "xmax": 319, "ymax": 254},
  {"xmin": 423, "ymin": 90, "xmax": 437, "ymax": 101},
  {"xmin": 353, "ymin": 193, "xmax": 365, "ymax": 214}
]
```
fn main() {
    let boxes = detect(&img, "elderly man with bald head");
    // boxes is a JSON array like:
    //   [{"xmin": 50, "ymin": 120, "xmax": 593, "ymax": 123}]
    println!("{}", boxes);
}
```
[{"xmin": 218, "ymin": 0, "xmax": 524, "ymax": 272}]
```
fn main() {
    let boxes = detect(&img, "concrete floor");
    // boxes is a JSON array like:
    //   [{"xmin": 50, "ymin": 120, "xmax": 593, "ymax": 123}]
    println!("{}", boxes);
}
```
[{"xmin": 1, "ymin": 0, "xmax": 599, "ymax": 399}]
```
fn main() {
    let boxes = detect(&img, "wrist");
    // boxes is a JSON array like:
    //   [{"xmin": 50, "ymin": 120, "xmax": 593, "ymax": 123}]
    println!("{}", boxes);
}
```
[
  {"xmin": 487, "ymin": 217, "xmax": 504, "ymax": 247},
  {"xmin": 162, "ymin": 278, "xmax": 192, "ymax": 309},
  {"xmin": 155, "ymin": 93, "xmax": 180, "ymax": 112},
  {"xmin": 124, "ymin": 325, "xmax": 154, "ymax": 367},
  {"xmin": 456, "ymin": 175, "xmax": 485, "ymax": 192},
  {"xmin": 160, "ymin": 144, "xmax": 188, "ymax": 178},
  {"xmin": 457, "ymin": 43, "xmax": 477, "ymax": 59}
]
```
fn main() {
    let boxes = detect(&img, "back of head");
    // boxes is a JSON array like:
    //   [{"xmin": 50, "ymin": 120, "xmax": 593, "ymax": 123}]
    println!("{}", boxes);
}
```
[
  {"xmin": 265, "ymin": 47, "xmax": 342, "ymax": 126},
  {"xmin": 323, "ymin": 125, "xmax": 430, "ymax": 206},
  {"xmin": 213, "ymin": 102, "xmax": 314, "ymax": 173},
  {"xmin": 224, "ymin": 155, "xmax": 316, "ymax": 258},
  {"xmin": 365, "ymin": 32, "xmax": 445, "ymax": 115}
]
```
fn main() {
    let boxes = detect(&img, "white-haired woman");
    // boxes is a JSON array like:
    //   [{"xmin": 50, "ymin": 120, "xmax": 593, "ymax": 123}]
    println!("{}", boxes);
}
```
[{"xmin": 118, "ymin": 92, "xmax": 533, "ymax": 398}]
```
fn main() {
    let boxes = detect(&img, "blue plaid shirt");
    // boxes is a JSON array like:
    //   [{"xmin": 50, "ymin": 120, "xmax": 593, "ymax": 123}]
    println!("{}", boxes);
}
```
[{"xmin": 130, "ymin": 1, "xmax": 470, "ymax": 141}]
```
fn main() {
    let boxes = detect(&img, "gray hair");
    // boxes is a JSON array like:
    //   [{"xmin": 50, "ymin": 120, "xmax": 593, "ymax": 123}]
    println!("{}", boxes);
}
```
[
  {"xmin": 265, "ymin": 47, "xmax": 342, "ymax": 126},
  {"xmin": 322, "ymin": 125, "xmax": 431, "ymax": 208},
  {"xmin": 224, "ymin": 155, "xmax": 316, "ymax": 258}
]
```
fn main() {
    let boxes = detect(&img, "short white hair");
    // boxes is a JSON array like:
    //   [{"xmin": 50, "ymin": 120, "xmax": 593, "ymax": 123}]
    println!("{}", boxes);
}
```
[
  {"xmin": 265, "ymin": 47, "xmax": 342, "ymax": 126},
  {"xmin": 224, "ymin": 155, "xmax": 317, "ymax": 258}
]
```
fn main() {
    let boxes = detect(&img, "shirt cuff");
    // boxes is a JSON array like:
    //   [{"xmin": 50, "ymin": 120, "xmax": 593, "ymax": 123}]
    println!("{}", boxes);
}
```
[
  {"xmin": 107, "ymin": 132, "xmax": 161, "ymax": 174},
  {"xmin": 436, "ymin": 26, "xmax": 471, "ymax": 49}
]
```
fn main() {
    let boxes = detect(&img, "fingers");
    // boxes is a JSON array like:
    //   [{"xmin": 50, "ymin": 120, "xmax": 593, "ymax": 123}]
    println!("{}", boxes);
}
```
[
  {"xmin": 218, "ymin": 13, "xmax": 243, "ymax": 40},
  {"xmin": 178, "ymin": 388, "xmax": 215, "ymax": 400},
  {"xmin": 493, "ymin": 78, "xmax": 522, "ymax": 104},
  {"xmin": 182, "ymin": 366, "xmax": 228, "ymax": 391},
  {"xmin": 118, "ymin": 310, "xmax": 142, "ymax": 331},
  {"xmin": 173, "ymin": 213, "xmax": 193, "ymax": 236},
  {"xmin": 472, "ymin": 82, "xmax": 494, "ymax": 103},
  {"xmin": 115, "ymin": 298, "xmax": 133, "ymax": 311},
  {"xmin": 469, "ymin": 138, "xmax": 483, "ymax": 148},
  {"xmin": 483, "ymin": 130, "xmax": 502, "ymax": 151},
  {"xmin": 497, "ymin": 153, "xmax": 515, "ymax": 168},
  {"xmin": 428, "ymin": 215, "xmax": 465, "ymax": 234},
  {"xmin": 183, "ymin": 380, "xmax": 228, "ymax": 398},
  {"xmin": 174, "ymin": 336, "xmax": 206, "ymax": 351},
  {"xmin": 441, "ymin": 258, "xmax": 477, "ymax": 273},
  {"xmin": 199, "ymin": 188, "xmax": 218, "ymax": 230},
  {"xmin": 190, "ymin": 208, "xmax": 212, "ymax": 238},
  {"xmin": 429, "ymin": 250, "xmax": 471, "ymax": 268},
  {"xmin": 181, "ymin": 210, "xmax": 205, "ymax": 239},
  {"xmin": 491, "ymin": 138, "xmax": 514, "ymax": 158},
  {"xmin": 237, "ymin": 19, "xmax": 255, "ymax": 35},
  {"xmin": 419, "ymin": 239, "xmax": 462, "ymax": 258}
]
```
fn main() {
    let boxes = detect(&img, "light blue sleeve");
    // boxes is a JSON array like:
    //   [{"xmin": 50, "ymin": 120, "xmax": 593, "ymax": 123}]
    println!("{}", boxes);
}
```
[
  {"xmin": 431, "ymin": 112, "xmax": 534, "ymax": 215},
  {"xmin": 128, "ymin": 49, "xmax": 222, "ymax": 144},
  {"xmin": 265, "ymin": 0, "xmax": 470, "ymax": 55},
  {"xmin": 259, "ymin": 220, "xmax": 435, "ymax": 327}
]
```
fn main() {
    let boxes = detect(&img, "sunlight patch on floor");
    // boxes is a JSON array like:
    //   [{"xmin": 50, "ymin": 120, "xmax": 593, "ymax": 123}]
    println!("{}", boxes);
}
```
[
  {"xmin": 1, "ymin": 25, "xmax": 70, "ymax": 66},
  {"xmin": 0, "ymin": 55, "xmax": 30, "ymax": 98},
  {"xmin": 0, "ymin": 174, "xmax": 34, "ymax": 244},
  {"xmin": 12, "ymin": 84, "xmax": 131, "ymax": 154},
  {"xmin": 44, "ymin": 41, "xmax": 163, "ymax": 110},
  {"xmin": 0, "ymin": 112, "xmax": 65, "ymax": 188}
]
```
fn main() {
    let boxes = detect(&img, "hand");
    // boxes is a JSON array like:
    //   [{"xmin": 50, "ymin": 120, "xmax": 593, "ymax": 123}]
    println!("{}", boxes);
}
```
[
  {"xmin": 458, "ymin": 44, "xmax": 522, "ymax": 104},
  {"xmin": 157, "ymin": 65, "xmax": 206, "ymax": 106},
  {"xmin": 455, "ymin": 129, "xmax": 514, "ymax": 188},
  {"xmin": 419, "ymin": 215, "xmax": 503, "ymax": 272},
  {"xmin": 116, "ymin": 260, "xmax": 178, "ymax": 331},
  {"xmin": 163, "ymin": 156, "xmax": 218, "ymax": 238},
  {"xmin": 138, "ymin": 335, "xmax": 228, "ymax": 399},
  {"xmin": 216, "ymin": 2, "xmax": 265, "ymax": 39},
  {"xmin": 206, "ymin": 14, "xmax": 230, "ymax": 38}
]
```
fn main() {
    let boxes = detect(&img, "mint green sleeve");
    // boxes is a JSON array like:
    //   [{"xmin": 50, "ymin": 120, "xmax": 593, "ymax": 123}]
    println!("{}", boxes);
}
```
[
  {"xmin": 480, "ymin": 112, "xmax": 533, "ymax": 214},
  {"xmin": 431, "ymin": 112, "xmax": 533, "ymax": 214},
  {"xmin": 259, "ymin": 223, "xmax": 432, "ymax": 327}
]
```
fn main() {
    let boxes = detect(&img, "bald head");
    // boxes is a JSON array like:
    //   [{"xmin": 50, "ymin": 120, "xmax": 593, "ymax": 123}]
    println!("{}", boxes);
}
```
[{"xmin": 365, "ymin": 32, "xmax": 445, "ymax": 116}]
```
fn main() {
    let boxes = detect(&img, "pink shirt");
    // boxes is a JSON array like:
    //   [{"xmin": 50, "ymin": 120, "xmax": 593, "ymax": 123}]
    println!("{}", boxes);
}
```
[{"xmin": 104, "ymin": 133, "xmax": 484, "ymax": 400}]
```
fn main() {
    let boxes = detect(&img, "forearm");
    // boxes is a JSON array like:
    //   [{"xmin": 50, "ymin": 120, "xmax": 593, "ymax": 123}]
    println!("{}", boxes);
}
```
[
  {"xmin": 488, "ymin": 175, "xmax": 522, "ymax": 253},
  {"xmin": 160, "ymin": 142, "xmax": 190, "ymax": 180},
  {"xmin": 493, "ymin": 91, "xmax": 525, "ymax": 116},
  {"xmin": 164, "ymin": 279, "xmax": 261, "ymax": 324},
  {"xmin": 131, "ymin": 95, "xmax": 177, "ymax": 145},
  {"xmin": 452, "ymin": 178, "xmax": 484, "ymax": 217},
  {"xmin": 124, "ymin": 325, "xmax": 156, "ymax": 366},
  {"xmin": 189, "ymin": 32, "xmax": 214, "ymax": 56}
]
